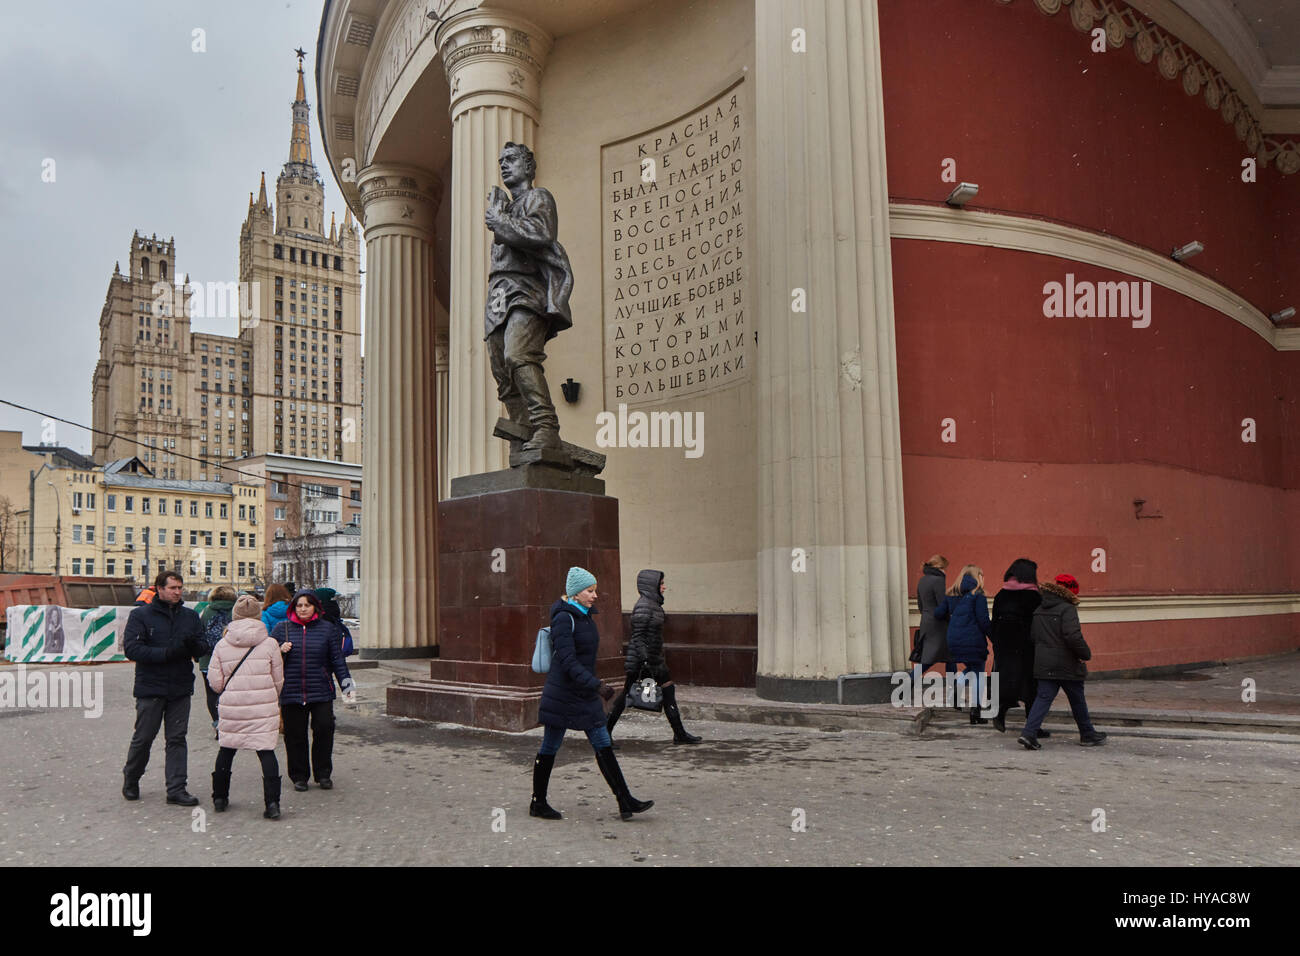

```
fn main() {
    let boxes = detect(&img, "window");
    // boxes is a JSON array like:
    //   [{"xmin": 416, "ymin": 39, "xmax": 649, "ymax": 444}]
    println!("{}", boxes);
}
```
[
  {"xmin": 219, "ymin": 531, "xmax": 227, "ymax": 547},
  {"xmin": 106, "ymin": 526, "xmax": 116, "ymax": 545},
  {"xmin": 174, "ymin": 499, "xmax": 182, "ymax": 516},
  {"xmin": 190, "ymin": 500, "xmax": 198, "ymax": 517},
  {"xmin": 87, "ymin": 493, "xmax": 96, "ymax": 510},
  {"xmin": 72, "ymin": 492, "xmax": 83, "ymax": 509},
  {"xmin": 204, "ymin": 560, "xmax": 212, "ymax": 579},
  {"xmin": 85, "ymin": 559, "xmax": 94, "ymax": 576},
  {"xmin": 204, "ymin": 532, "xmax": 213, "ymax": 547},
  {"xmin": 142, "ymin": 497, "xmax": 151, "ymax": 514},
  {"xmin": 274, "ymin": 507, "xmax": 286, "ymax": 521},
  {"xmin": 72, "ymin": 525, "xmax": 82, "ymax": 544},
  {"xmin": 219, "ymin": 503, "xmax": 228, "ymax": 519},
  {"xmin": 239, "ymin": 504, "xmax": 247, "ymax": 520},
  {"xmin": 72, "ymin": 558, "xmax": 81, "ymax": 575},
  {"xmin": 106, "ymin": 559, "xmax": 116, "ymax": 576},
  {"xmin": 158, "ymin": 498, "xmax": 166, "ymax": 513},
  {"xmin": 249, "ymin": 534, "xmax": 256, "ymax": 549},
  {"xmin": 158, "ymin": 528, "xmax": 166, "ymax": 545},
  {"xmin": 173, "ymin": 529, "xmax": 182, "ymax": 546},
  {"xmin": 85, "ymin": 526, "xmax": 94, "ymax": 543},
  {"xmin": 347, "ymin": 559, "xmax": 358, "ymax": 579},
  {"xmin": 191, "ymin": 530, "xmax": 198, "ymax": 547},
  {"xmin": 238, "ymin": 562, "xmax": 246, "ymax": 578},
  {"xmin": 205, "ymin": 502, "xmax": 213, "ymax": 519},
  {"xmin": 219, "ymin": 561, "xmax": 227, "ymax": 578},
  {"xmin": 125, "ymin": 527, "xmax": 133, "ymax": 546},
  {"xmin": 249, "ymin": 505, "xmax": 256, "ymax": 522},
  {"xmin": 124, "ymin": 559, "xmax": 133, "ymax": 577},
  {"xmin": 107, "ymin": 494, "xmax": 116, "ymax": 512},
  {"xmin": 125, "ymin": 496, "xmax": 134, "ymax": 513}
]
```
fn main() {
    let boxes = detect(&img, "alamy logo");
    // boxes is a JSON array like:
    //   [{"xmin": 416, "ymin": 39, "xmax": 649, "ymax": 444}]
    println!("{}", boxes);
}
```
[
  {"xmin": 889, "ymin": 665, "xmax": 999, "ymax": 717},
  {"xmin": 49, "ymin": 886, "xmax": 151, "ymax": 936},
  {"xmin": 594, "ymin": 403, "xmax": 704, "ymax": 458},
  {"xmin": 1042, "ymin": 273, "xmax": 1152, "ymax": 328},
  {"xmin": 152, "ymin": 279, "xmax": 261, "ymax": 321},
  {"xmin": 0, "ymin": 665, "xmax": 103, "ymax": 718}
]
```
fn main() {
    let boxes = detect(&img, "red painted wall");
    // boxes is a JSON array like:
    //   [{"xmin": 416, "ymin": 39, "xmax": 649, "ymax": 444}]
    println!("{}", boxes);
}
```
[{"xmin": 878, "ymin": 0, "xmax": 1299, "ymax": 314}]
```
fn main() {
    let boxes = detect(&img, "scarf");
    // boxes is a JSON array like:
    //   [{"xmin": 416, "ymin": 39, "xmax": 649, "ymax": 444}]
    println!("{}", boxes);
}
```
[{"xmin": 1000, "ymin": 579, "xmax": 1038, "ymax": 591}]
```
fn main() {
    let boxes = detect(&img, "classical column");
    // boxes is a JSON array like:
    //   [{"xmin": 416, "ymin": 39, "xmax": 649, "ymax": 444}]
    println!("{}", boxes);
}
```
[
  {"xmin": 356, "ymin": 164, "xmax": 443, "ymax": 656},
  {"xmin": 435, "ymin": 331, "xmax": 450, "ymax": 500},
  {"xmin": 436, "ymin": 9, "xmax": 553, "ymax": 482},
  {"xmin": 754, "ymin": 0, "xmax": 909, "ymax": 700}
]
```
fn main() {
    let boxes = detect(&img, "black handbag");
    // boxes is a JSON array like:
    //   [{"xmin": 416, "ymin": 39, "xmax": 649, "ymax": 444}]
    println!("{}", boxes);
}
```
[
  {"xmin": 626, "ymin": 665, "xmax": 663, "ymax": 712},
  {"xmin": 908, "ymin": 629, "xmax": 924, "ymax": 664}
]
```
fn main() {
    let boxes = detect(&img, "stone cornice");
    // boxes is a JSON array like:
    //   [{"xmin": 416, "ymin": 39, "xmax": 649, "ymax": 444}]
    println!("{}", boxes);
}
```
[
  {"xmin": 997, "ymin": 0, "xmax": 1300, "ymax": 168},
  {"xmin": 889, "ymin": 203, "xmax": 1294, "ymax": 350}
]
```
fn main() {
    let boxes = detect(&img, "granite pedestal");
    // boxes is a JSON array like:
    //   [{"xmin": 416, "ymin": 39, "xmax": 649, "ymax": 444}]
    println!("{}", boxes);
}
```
[{"xmin": 386, "ymin": 487, "xmax": 625, "ymax": 731}]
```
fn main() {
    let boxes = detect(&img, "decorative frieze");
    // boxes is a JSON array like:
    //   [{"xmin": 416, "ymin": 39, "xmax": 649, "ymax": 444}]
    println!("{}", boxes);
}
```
[{"xmin": 1001, "ymin": 0, "xmax": 1300, "ymax": 175}]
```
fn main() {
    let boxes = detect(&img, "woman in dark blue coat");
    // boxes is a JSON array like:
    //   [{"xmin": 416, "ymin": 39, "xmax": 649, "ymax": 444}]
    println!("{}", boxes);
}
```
[
  {"xmin": 934, "ymin": 564, "xmax": 992, "ymax": 725},
  {"xmin": 531, "ymin": 567, "xmax": 653, "ymax": 822},
  {"xmin": 273, "ymin": 590, "xmax": 354, "ymax": 792}
]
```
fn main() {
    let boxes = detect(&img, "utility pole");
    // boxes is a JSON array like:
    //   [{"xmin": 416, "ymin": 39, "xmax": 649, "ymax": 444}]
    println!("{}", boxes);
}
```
[
  {"xmin": 144, "ymin": 525, "xmax": 150, "ymax": 585},
  {"xmin": 47, "ymin": 480, "xmax": 61, "ymax": 575}
]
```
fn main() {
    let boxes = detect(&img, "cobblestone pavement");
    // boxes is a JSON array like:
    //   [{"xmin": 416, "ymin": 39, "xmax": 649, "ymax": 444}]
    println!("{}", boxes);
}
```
[{"xmin": 1, "ymin": 662, "xmax": 1296, "ymax": 866}]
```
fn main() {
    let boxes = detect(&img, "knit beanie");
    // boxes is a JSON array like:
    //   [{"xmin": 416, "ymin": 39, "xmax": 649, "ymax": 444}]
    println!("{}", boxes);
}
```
[
  {"xmin": 232, "ymin": 594, "xmax": 262, "ymax": 619},
  {"xmin": 565, "ymin": 566, "xmax": 597, "ymax": 598},
  {"xmin": 1054, "ymin": 573, "xmax": 1080, "ymax": 594}
]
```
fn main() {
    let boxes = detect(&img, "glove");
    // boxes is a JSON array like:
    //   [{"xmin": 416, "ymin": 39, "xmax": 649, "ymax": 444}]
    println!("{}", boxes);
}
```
[
  {"xmin": 340, "ymin": 677, "xmax": 356, "ymax": 696},
  {"xmin": 598, "ymin": 682, "xmax": 616, "ymax": 702}
]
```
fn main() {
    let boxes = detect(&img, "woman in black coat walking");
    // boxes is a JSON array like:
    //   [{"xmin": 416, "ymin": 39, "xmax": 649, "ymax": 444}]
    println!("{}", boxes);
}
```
[
  {"xmin": 988, "ymin": 558, "xmax": 1045, "ymax": 735},
  {"xmin": 605, "ymin": 569, "xmax": 701, "ymax": 744},
  {"xmin": 913, "ymin": 555, "xmax": 950, "ymax": 670},
  {"xmin": 530, "ymin": 567, "xmax": 654, "ymax": 822}
]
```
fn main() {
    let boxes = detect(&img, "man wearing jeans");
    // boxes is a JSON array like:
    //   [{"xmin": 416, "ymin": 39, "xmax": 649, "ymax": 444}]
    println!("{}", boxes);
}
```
[
  {"xmin": 122, "ymin": 571, "xmax": 207, "ymax": 804},
  {"xmin": 1019, "ymin": 573, "xmax": 1108, "ymax": 750}
]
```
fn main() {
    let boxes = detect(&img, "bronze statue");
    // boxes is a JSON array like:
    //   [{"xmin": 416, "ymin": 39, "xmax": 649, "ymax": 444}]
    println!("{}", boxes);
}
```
[{"xmin": 484, "ymin": 142, "xmax": 573, "ymax": 453}]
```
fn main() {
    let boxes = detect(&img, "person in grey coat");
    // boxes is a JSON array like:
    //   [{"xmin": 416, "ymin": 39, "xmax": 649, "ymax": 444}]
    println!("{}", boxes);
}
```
[
  {"xmin": 912, "ymin": 555, "xmax": 950, "ymax": 669},
  {"xmin": 605, "ymin": 569, "xmax": 701, "ymax": 744},
  {"xmin": 1018, "ymin": 574, "xmax": 1108, "ymax": 750}
]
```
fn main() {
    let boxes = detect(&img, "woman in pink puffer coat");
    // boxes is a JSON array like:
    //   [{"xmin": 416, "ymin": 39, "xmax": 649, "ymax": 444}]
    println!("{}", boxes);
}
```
[{"xmin": 206, "ymin": 594, "xmax": 285, "ymax": 819}]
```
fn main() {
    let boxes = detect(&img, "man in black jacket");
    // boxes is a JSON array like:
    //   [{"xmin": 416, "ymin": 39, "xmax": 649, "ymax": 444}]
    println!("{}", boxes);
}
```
[{"xmin": 121, "ymin": 571, "xmax": 207, "ymax": 805}]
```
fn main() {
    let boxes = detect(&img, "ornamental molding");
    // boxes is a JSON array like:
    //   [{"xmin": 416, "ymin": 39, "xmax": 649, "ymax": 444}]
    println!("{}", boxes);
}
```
[
  {"xmin": 997, "ymin": 0, "xmax": 1300, "ymax": 174},
  {"xmin": 908, "ymin": 592, "xmax": 1300, "ymax": 626},
  {"xmin": 888, "ymin": 203, "xmax": 1294, "ymax": 351}
]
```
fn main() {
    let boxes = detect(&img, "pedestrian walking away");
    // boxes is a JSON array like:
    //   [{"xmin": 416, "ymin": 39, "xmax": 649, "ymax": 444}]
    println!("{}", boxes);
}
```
[
  {"xmin": 988, "ymin": 559, "xmax": 1045, "ymax": 735},
  {"xmin": 206, "ymin": 594, "xmax": 286, "ymax": 819},
  {"xmin": 934, "ymin": 564, "xmax": 992, "ymax": 724},
  {"xmin": 121, "ymin": 571, "xmax": 208, "ymax": 806},
  {"xmin": 199, "ymin": 585, "xmax": 237, "ymax": 737},
  {"xmin": 1018, "ymin": 574, "xmax": 1108, "ymax": 750},
  {"xmin": 606, "ymin": 569, "xmax": 701, "ymax": 745},
  {"xmin": 274, "ymin": 590, "xmax": 355, "ymax": 791},
  {"xmin": 913, "ymin": 555, "xmax": 951, "ymax": 671},
  {"xmin": 261, "ymin": 582, "xmax": 292, "ymax": 636},
  {"xmin": 531, "ymin": 566, "xmax": 653, "ymax": 822}
]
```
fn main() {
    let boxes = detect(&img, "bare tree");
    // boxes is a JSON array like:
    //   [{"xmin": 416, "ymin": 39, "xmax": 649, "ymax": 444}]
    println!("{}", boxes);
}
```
[{"xmin": 0, "ymin": 496, "xmax": 15, "ymax": 572}]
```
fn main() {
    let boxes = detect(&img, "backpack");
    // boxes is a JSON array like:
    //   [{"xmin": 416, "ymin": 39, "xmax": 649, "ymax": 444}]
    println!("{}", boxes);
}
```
[
  {"xmin": 532, "ymin": 610, "xmax": 576, "ymax": 674},
  {"xmin": 340, "ymin": 623, "xmax": 355, "ymax": 657}
]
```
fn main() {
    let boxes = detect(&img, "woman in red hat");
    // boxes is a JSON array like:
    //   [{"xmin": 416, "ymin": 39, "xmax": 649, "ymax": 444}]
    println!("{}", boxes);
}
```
[{"xmin": 1018, "ymin": 574, "xmax": 1108, "ymax": 749}]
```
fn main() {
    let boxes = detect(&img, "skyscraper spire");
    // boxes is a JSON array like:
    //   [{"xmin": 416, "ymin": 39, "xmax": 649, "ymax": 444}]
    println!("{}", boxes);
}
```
[
  {"xmin": 257, "ymin": 171, "xmax": 268, "ymax": 209},
  {"xmin": 288, "ymin": 48, "xmax": 314, "ymax": 168}
]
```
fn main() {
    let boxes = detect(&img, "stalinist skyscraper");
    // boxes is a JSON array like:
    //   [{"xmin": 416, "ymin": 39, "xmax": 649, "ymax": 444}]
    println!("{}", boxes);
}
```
[{"xmin": 93, "ymin": 54, "xmax": 363, "ymax": 477}]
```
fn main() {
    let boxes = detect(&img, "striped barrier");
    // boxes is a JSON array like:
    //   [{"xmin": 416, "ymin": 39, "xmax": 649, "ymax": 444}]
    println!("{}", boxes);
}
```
[{"xmin": 3, "ymin": 605, "xmax": 130, "ymax": 663}]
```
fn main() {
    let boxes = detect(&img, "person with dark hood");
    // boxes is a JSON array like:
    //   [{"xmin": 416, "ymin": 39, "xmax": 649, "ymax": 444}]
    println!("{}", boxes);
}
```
[
  {"xmin": 199, "ymin": 585, "xmax": 237, "ymax": 737},
  {"xmin": 988, "ymin": 559, "xmax": 1046, "ymax": 735},
  {"xmin": 121, "ymin": 571, "xmax": 207, "ymax": 805},
  {"xmin": 314, "ymin": 586, "xmax": 355, "ymax": 657},
  {"xmin": 530, "ymin": 567, "xmax": 653, "ymax": 823},
  {"xmin": 273, "ymin": 590, "xmax": 355, "ymax": 791},
  {"xmin": 606, "ymin": 569, "xmax": 701, "ymax": 744},
  {"xmin": 1018, "ymin": 574, "xmax": 1108, "ymax": 750},
  {"xmin": 913, "ymin": 555, "xmax": 950, "ymax": 670},
  {"xmin": 934, "ymin": 563, "xmax": 991, "ymax": 724}
]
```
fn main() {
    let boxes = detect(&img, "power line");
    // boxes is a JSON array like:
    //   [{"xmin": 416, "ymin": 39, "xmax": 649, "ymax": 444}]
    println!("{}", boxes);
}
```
[{"xmin": 0, "ymin": 397, "xmax": 362, "ymax": 507}]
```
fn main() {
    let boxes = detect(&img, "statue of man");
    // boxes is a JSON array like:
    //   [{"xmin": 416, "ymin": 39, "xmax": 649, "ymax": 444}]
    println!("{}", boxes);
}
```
[{"xmin": 484, "ymin": 142, "xmax": 573, "ymax": 453}]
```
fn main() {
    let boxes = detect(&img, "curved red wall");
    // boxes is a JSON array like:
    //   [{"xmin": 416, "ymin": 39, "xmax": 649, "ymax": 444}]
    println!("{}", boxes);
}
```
[{"xmin": 880, "ymin": 0, "xmax": 1300, "ymax": 666}]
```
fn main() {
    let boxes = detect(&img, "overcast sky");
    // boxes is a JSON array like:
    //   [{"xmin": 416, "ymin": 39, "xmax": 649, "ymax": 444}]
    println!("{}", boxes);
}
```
[{"xmin": 0, "ymin": 0, "xmax": 356, "ymax": 453}]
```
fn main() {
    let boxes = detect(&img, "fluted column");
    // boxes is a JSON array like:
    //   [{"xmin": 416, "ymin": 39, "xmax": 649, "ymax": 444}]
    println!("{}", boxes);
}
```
[
  {"xmin": 356, "ymin": 164, "xmax": 443, "ymax": 656},
  {"xmin": 436, "ymin": 9, "xmax": 553, "ymax": 482},
  {"xmin": 435, "ymin": 331, "xmax": 450, "ymax": 500},
  {"xmin": 755, "ymin": 0, "xmax": 909, "ymax": 698}
]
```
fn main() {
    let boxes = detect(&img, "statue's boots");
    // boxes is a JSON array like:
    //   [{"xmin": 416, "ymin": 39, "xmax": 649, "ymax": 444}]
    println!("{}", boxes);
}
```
[
  {"xmin": 503, "ymin": 396, "xmax": 532, "ymax": 435},
  {"xmin": 514, "ymin": 364, "xmax": 562, "ymax": 452}
]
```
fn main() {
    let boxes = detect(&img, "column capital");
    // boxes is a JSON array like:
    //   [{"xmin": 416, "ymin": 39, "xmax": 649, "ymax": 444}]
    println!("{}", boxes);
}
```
[
  {"xmin": 436, "ymin": 8, "xmax": 552, "ymax": 121},
  {"xmin": 356, "ymin": 164, "xmax": 442, "ymax": 238}
]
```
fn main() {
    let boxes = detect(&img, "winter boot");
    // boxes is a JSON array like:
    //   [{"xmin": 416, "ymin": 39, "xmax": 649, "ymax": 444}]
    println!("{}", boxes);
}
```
[
  {"xmin": 969, "ymin": 706, "xmax": 988, "ymax": 725},
  {"xmin": 1079, "ymin": 731, "xmax": 1108, "ymax": 747},
  {"xmin": 594, "ymin": 746, "xmax": 653, "ymax": 821},
  {"xmin": 529, "ymin": 754, "xmax": 563, "ymax": 820},
  {"xmin": 212, "ymin": 770, "xmax": 231, "ymax": 812},
  {"xmin": 662, "ymin": 685, "xmax": 701, "ymax": 744},
  {"xmin": 263, "ymin": 775, "xmax": 282, "ymax": 820}
]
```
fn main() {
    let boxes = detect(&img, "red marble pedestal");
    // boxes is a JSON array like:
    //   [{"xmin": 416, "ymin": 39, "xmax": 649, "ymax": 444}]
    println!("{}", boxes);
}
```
[{"xmin": 386, "ymin": 488, "xmax": 625, "ymax": 731}]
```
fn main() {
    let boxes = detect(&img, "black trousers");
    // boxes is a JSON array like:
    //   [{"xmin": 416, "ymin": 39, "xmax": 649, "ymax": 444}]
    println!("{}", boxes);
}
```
[
  {"xmin": 214, "ymin": 747, "xmax": 279, "ymax": 776},
  {"xmin": 201, "ymin": 675, "xmax": 220, "ymax": 724},
  {"xmin": 123, "ymin": 695, "xmax": 191, "ymax": 796},
  {"xmin": 281, "ymin": 701, "xmax": 335, "ymax": 783}
]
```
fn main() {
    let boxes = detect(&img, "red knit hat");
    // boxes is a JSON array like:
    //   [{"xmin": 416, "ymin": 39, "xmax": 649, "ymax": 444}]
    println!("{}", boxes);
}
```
[{"xmin": 1054, "ymin": 573, "xmax": 1080, "ymax": 594}]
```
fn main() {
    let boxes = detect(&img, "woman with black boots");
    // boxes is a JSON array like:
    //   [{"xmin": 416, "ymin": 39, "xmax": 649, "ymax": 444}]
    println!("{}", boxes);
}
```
[
  {"xmin": 530, "ymin": 567, "xmax": 653, "ymax": 823},
  {"xmin": 606, "ymin": 569, "xmax": 701, "ymax": 744}
]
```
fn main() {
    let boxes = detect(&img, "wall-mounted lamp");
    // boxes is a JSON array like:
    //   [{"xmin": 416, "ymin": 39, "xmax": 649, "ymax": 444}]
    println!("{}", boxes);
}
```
[
  {"xmin": 1171, "ymin": 241, "xmax": 1204, "ymax": 262},
  {"xmin": 560, "ymin": 378, "xmax": 580, "ymax": 403},
  {"xmin": 945, "ymin": 182, "xmax": 979, "ymax": 208},
  {"xmin": 1269, "ymin": 306, "xmax": 1296, "ymax": 323}
]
